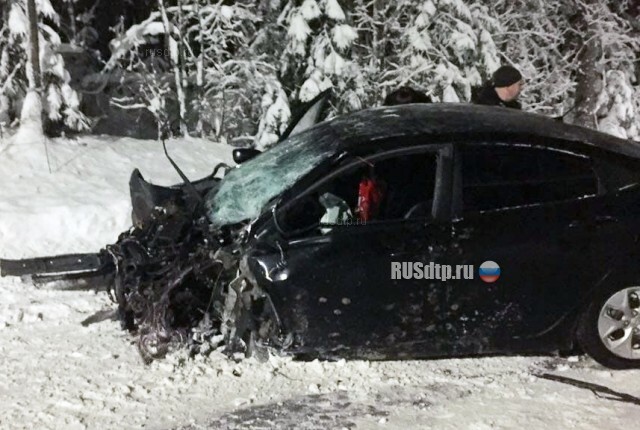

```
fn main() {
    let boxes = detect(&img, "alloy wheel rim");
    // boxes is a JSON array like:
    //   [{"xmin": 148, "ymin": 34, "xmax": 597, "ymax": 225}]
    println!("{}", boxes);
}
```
[{"xmin": 597, "ymin": 287, "xmax": 640, "ymax": 360}]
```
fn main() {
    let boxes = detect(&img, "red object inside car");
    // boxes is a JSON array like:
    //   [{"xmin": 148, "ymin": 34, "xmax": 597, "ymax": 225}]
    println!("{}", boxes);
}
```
[{"xmin": 356, "ymin": 177, "xmax": 385, "ymax": 222}]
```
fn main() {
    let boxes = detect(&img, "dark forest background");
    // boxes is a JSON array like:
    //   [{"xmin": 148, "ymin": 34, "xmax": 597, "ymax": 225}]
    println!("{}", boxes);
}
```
[{"xmin": 1, "ymin": 0, "xmax": 638, "ymax": 147}]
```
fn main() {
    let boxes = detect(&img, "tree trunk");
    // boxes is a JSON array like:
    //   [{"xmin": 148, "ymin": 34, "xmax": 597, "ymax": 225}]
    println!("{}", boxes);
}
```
[
  {"xmin": 572, "ymin": 1, "xmax": 603, "ymax": 129},
  {"xmin": 158, "ymin": 0, "xmax": 188, "ymax": 136},
  {"xmin": 14, "ymin": 0, "xmax": 47, "ymax": 170},
  {"xmin": 573, "ymin": 36, "xmax": 602, "ymax": 129},
  {"xmin": 66, "ymin": 0, "xmax": 77, "ymax": 44},
  {"xmin": 195, "ymin": 0, "xmax": 205, "ymax": 137},
  {"xmin": 26, "ymin": 0, "xmax": 42, "ymax": 91},
  {"xmin": 18, "ymin": 0, "xmax": 44, "ymax": 140}
]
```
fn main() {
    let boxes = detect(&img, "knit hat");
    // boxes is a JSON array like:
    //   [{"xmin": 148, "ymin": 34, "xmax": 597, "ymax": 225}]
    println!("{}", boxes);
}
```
[{"xmin": 493, "ymin": 66, "xmax": 522, "ymax": 88}]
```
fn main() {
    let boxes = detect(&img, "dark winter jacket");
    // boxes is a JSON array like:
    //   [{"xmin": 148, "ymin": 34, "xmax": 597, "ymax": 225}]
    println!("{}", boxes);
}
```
[{"xmin": 472, "ymin": 85, "xmax": 521, "ymax": 110}]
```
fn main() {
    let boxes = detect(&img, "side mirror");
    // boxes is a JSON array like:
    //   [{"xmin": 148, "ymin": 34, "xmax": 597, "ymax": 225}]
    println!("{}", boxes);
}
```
[{"xmin": 233, "ymin": 148, "xmax": 261, "ymax": 164}]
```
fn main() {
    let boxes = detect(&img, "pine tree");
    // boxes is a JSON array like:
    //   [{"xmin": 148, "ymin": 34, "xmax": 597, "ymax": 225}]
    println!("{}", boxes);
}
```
[
  {"xmin": 350, "ymin": 0, "xmax": 406, "ymax": 105},
  {"xmin": 106, "ymin": 0, "xmax": 283, "ymax": 142},
  {"xmin": 0, "ymin": 0, "xmax": 88, "ymax": 135},
  {"xmin": 572, "ymin": 0, "xmax": 639, "ymax": 137},
  {"xmin": 96, "ymin": 0, "xmax": 640, "ymax": 143},
  {"xmin": 487, "ymin": 0, "xmax": 575, "ymax": 115},
  {"xmin": 388, "ymin": 0, "xmax": 501, "ymax": 103},
  {"xmin": 185, "ymin": 0, "xmax": 279, "ymax": 140},
  {"xmin": 250, "ymin": 0, "xmax": 293, "ymax": 149},
  {"xmin": 280, "ymin": 0, "xmax": 361, "ymax": 113},
  {"xmin": 490, "ymin": 0, "xmax": 639, "ymax": 136}
]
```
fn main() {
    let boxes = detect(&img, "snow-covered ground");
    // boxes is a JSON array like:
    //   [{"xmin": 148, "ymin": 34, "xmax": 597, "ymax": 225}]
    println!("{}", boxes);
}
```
[{"xmin": 1, "ymin": 135, "xmax": 639, "ymax": 430}]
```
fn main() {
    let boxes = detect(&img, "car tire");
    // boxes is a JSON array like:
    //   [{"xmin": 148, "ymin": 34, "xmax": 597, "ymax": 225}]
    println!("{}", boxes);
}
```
[{"xmin": 576, "ymin": 285, "xmax": 640, "ymax": 369}]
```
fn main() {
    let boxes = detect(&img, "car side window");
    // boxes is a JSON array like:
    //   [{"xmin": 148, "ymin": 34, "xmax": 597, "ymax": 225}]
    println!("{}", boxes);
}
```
[
  {"xmin": 462, "ymin": 144, "xmax": 598, "ymax": 213},
  {"xmin": 278, "ymin": 149, "xmax": 441, "ymax": 233}
]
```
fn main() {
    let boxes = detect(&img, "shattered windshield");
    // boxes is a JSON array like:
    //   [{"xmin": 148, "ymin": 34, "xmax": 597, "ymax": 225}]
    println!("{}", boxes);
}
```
[{"xmin": 206, "ymin": 123, "xmax": 341, "ymax": 226}]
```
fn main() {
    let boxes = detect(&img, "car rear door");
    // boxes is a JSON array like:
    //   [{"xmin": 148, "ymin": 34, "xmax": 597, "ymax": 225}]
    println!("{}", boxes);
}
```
[{"xmin": 442, "ymin": 141, "xmax": 631, "ymax": 353}]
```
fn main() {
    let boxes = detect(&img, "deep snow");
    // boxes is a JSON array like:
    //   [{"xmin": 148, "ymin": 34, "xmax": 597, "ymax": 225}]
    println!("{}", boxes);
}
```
[{"xmin": 1, "ymin": 135, "xmax": 639, "ymax": 430}]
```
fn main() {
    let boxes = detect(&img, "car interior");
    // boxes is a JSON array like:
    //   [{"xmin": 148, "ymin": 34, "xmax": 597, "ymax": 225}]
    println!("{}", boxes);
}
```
[{"xmin": 280, "ymin": 152, "xmax": 439, "ymax": 232}]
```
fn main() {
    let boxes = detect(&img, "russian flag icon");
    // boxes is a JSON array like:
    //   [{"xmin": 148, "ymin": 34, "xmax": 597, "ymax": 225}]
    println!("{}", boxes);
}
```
[{"xmin": 479, "ymin": 261, "xmax": 500, "ymax": 283}]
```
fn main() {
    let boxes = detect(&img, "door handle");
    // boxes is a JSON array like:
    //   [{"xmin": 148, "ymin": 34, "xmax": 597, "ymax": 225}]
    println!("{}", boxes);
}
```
[
  {"xmin": 390, "ymin": 251, "xmax": 413, "ymax": 258},
  {"xmin": 594, "ymin": 215, "xmax": 618, "ymax": 225},
  {"xmin": 567, "ymin": 220, "xmax": 584, "ymax": 229},
  {"xmin": 568, "ymin": 216, "xmax": 618, "ymax": 230}
]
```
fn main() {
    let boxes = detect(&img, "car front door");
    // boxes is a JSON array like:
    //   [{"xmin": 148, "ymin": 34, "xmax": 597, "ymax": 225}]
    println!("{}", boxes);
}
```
[{"xmin": 250, "ymin": 144, "xmax": 457, "ymax": 359}]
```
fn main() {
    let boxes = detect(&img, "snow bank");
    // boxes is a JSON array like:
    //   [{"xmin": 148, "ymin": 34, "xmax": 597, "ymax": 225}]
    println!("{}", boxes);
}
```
[{"xmin": 0, "ymin": 135, "xmax": 233, "ymax": 258}]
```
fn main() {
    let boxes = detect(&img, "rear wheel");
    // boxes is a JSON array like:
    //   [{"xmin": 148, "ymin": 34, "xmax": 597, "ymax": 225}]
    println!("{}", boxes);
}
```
[{"xmin": 577, "ymin": 286, "xmax": 640, "ymax": 369}]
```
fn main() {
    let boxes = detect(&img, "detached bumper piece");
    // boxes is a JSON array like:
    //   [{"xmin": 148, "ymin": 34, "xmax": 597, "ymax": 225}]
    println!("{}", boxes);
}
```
[{"xmin": 0, "ymin": 253, "xmax": 107, "ymax": 277}]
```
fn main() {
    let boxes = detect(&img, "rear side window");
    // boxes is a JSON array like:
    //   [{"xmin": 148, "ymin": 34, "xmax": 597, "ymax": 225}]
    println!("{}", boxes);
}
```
[{"xmin": 462, "ymin": 144, "xmax": 598, "ymax": 212}]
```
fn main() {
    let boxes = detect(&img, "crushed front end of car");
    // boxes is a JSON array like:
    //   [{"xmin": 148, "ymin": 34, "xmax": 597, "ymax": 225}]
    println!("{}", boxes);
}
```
[
  {"xmin": 105, "ymin": 188, "xmax": 290, "ymax": 362},
  {"xmin": 106, "ymin": 203, "xmax": 233, "ymax": 362},
  {"xmin": 0, "ymin": 171, "xmax": 285, "ymax": 364}
]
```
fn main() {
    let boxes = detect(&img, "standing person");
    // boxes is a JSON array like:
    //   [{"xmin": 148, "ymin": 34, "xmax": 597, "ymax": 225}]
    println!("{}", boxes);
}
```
[{"xmin": 473, "ymin": 65, "xmax": 524, "ymax": 109}]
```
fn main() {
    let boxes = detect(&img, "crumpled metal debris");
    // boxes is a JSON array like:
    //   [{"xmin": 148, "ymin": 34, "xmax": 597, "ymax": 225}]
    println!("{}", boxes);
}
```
[{"xmin": 104, "ymin": 203, "xmax": 246, "ymax": 363}]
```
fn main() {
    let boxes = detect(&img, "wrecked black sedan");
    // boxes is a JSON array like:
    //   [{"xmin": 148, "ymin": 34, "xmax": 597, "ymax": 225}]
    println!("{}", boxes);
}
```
[{"xmin": 4, "ymin": 102, "xmax": 640, "ymax": 369}]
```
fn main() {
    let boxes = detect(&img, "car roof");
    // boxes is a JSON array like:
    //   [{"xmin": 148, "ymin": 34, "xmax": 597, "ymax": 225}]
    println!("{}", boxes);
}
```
[{"xmin": 326, "ymin": 103, "xmax": 640, "ymax": 159}]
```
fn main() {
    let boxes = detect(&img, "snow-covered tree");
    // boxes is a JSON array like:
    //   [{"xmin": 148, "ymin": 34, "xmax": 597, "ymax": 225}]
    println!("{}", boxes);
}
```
[
  {"xmin": 490, "ymin": 0, "xmax": 639, "ymax": 137},
  {"xmin": 105, "ymin": 0, "xmax": 283, "ymax": 141},
  {"xmin": 596, "ymin": 70, "xmax": 639, "ymax": 140},
  {"xmin": 247, "ymin": 0, "xmax": 293, "ymax": 148},
  {"xmin": 349, "ymin": 0, "xmax": 406, "ymax": 105},
  {"xmin": 387, "ymin": 0, "xmax": 501, "ymax": 103},
  {"xmin": 487, "ymin": 0, "xmax": 575, "ymax": 115},
  {"xmin": 103, "ymin": 9, "xmax": 173, "ymax": 136},
  {"xmin": 279, "ymin": 0, "xmax": 363, "ymax": 113},
  {"xmin": 0, "ymin": 0, "xmax": 88, "ymax": 136},
  {"xmin": 183, "ymin": 0, "xmax": 279, "ymax": 140},
  {"xmin": 569, "ymin": 0, "xmax": 639, "ymax": 137},
  {"xmin": 94, "ymin": 0, "xmax": 640, "ymax": 143},
  {"xmin": 254, "ymin": 81, "xmax": 290, "ymax": 150}
]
